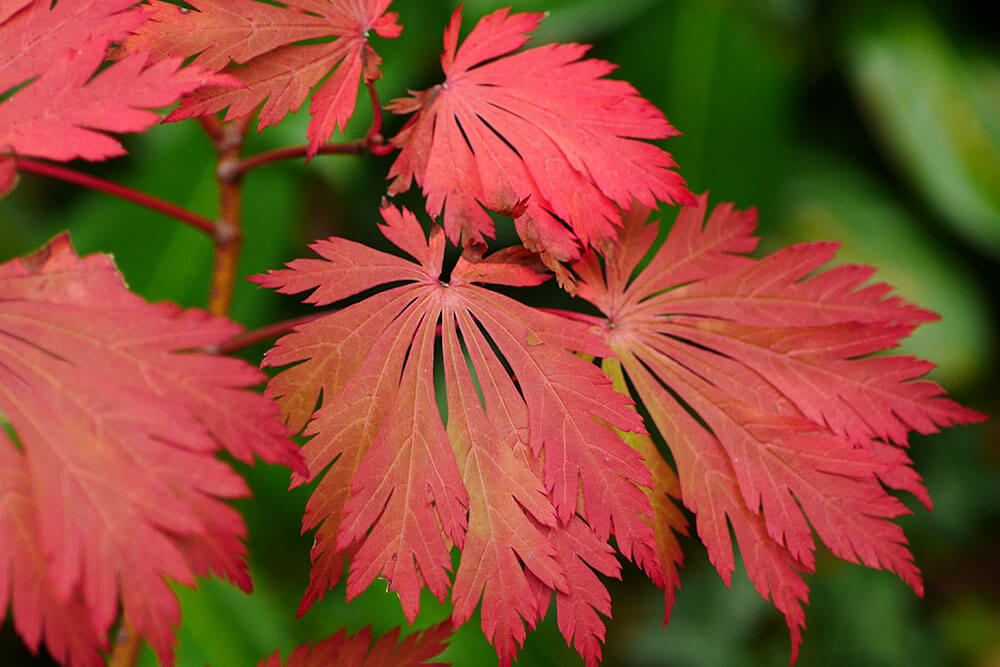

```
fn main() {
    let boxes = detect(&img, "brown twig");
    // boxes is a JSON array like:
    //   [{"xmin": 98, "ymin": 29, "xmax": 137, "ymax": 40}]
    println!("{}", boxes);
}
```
[
  {"xmin": 14, "ymin": 158, "xmax": 215, "ymax": 234},
  {"xmin": 204, "ymin": 116, "xmax": 251, "ymax": 316},
  {"xmin": 107, "ymin": 622, "xmax": 143, "ymax": 667}
]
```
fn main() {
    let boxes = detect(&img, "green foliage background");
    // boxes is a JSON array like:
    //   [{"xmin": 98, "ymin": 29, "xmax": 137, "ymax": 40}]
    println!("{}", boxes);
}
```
[{"xmin": 1, "ymin": 0, "xmax": 997, "ymax": 665}]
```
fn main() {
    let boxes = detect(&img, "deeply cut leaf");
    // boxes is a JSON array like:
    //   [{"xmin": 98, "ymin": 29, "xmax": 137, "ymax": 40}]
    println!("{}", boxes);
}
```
[
  {"xmin": 0, "ymin": 235, "xmax": 303, "ymax": 665},
  {"xmin": 387, "ymin": 7, "xmax": 692, "ymax": 264},
  {"xmin": 0, "ymin": 0, "xmax": 236, "ymax": 163},
  {"xmin": 124, "ymin": 0, "xmax": 402, "ymax": 154},
  {"xmin": 257, "ymin": 622, "xmax": 451, "ymax": 667},
  {"xmin": 572, "ymin": 195, "xmax": 986, "ymax": 661},
  {"xmin": 254, "ymin": 206, "xmax": 660, "ymax": 666}
]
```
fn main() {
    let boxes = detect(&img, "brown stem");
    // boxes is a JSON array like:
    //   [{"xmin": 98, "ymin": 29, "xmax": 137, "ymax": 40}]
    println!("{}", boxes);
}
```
[
  {"xmin": 210, "ymin": 312, "xmax": 326, "ymax": 354},
  {"xmin": 14, "ymin": 158, "xmax": 214, "ymax": 233},
  {"xmin": 108, "ymin": 622, "xmax": 142, "ymax": 667},
  {"xmin": 196, "ymin": 114, "xmax": 224, "ymax": 141},
  {"xmin": 206, "ymin": 117, "xmax": 250, "ymax": 316}
]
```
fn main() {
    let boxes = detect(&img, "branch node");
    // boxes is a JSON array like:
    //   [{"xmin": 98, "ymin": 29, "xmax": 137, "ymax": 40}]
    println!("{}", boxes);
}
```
[
  {"xmin": 213, "ymin": 217, "xmax": 241, "ymax": 247},
  {"xmin": 216, "ymin": 157, "xmax": 241, "ymax": 184}
]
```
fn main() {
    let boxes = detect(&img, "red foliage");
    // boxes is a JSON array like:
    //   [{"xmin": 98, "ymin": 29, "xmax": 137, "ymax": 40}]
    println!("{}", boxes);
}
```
[
  {"xmin": 387, "ymin": 7, "xmax": 693, "ymax": 264},
  {"xmin": 0, "ymin": 0, "xmax": 235, "ymax": 163},
  {"xmin": 0, "ymin": 2, "xmax": 986, "ymax": 666},
  {"xmin": 0, "ymin": 154, "xmax": 15, "ymax": 198},
  {"xmin": 257, "ymin": 622, "xmax": 450, "ymax": 667},
  {"xmin": 0, "ymin": 235, "xmax": 302, "ymax": 665},
  {"xmin": 572, "ymin": 196, "xmax": 987, "ymax": 659},
  {"xmin": 253, "ymin": 206, "xmax": 681, "ymax": 665},
  {"xmin": 123, "ymin": 0, "xmax": 402, "ymax": 154}
]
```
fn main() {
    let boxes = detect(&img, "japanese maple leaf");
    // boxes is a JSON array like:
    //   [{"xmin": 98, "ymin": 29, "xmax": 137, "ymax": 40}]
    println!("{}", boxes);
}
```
[
  {"xmin": 0, "ymin": 0, "xmax": 236, "ymax": 164},
  {"xmin": 253, "ymin": 206, "xmax": 668, "ymax": 665},
  {"xmin": 0, "ymin": 235, "xmax": 303, "ymax": 665},
  {"xmin": 387, "ymin": 7, "xmax": 693, "ymax": 265},
  {"xmin": 571, "ymin": 195, "xmax": 986, "ymax": 660},
  {"xmin": 258, "ymin": 622, "xmax": 450, "ymax": 667},
  {"xmin": 0, "ymin": 154, "xmax": 15, "ymax": 198},
  {"xmin": 123, "ymin": 0, "xmax": 402, "ymax": 154}
]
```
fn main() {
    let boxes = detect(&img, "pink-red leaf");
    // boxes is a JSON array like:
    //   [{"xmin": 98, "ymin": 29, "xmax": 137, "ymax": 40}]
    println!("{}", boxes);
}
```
[
  {"xmin": 254, "ymin": 206, "xmax": 656, "ymax": 665},
  {"xmin": 0, "ymin": 235, "xmax": 302, "ymax": 665},
  {"xmin": 0, "ymin": 1, "xmax": 236, "ymax": 163},
  {"xmin": 0, "ymin": 154, "xmax": 15, "ymax": 198},
  {"xmin": 0, "ymin": 432, "xmax": 104, "ymax": 667},
  {"xmin": 126, "ymin": 0, "xmax": 402, "ymax": 154},
  {"xmin": 387, "ymin": 7, "xmax": 692, "ymax": 262},
  {"xmin": 258, "ymin": 622, "xmax": 450, "ymax": 667},
  {"xmin": 0, "ymin": 0, "xmax": 144, "ymax": 93},
  {"xmin": 572, "ymin": 195, "xmax": 986, "ymax": 660}
]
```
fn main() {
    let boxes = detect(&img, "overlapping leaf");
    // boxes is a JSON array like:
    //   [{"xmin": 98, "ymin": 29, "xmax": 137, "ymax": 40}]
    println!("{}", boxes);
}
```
[
  {"xmin": 258, "ymin": 622, "xmax": 450, "ymax": 667},
  {"xmin": 572, "ymin": 195, "xmax": 986, "ymax": 660},
  {"xmin": 123, "ymin": 0, "xmax": 402, "ymax": 154},
  {"xmin": 254, "ymin": 206, "xmax": 667, "ymax": 665},
  {"xmin": 387, "ymin": 7, "xmax": 692, "ymax": 264},
  {"xmin": 0, "ymin": 154, "xmax": 15, "ymax": 198},
  {"xmin": 0, "ymin": 235, "xmax": 303, "ymax": 665},
  {"xmin": 0, "ymin": 0, "xmax": 236, "ymax": 164}
]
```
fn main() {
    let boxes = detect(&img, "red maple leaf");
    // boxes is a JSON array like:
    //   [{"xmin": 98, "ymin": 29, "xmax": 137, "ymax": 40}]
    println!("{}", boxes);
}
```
[
  {"xmin": 571, "ymin": 195, "xmax": 987, "ymax": 660},
  {"xmin": 258, "ymin": 622, "xmax": 450, "ymax": 667},
  {"xmin": 0, "ymin": 154, "xmax": 15, "ymax": 198},
  {"xmin": 386, "ymin": 7, "xmax": 693, "ymax": 264},
  {"xmin": 123, "ymin": 0, "xmax": 402, "ymax": 154},
  {"xmin": 0, "ymin": 235, "xmax": 303, "ymax": 665},
  {"xmin": 0, "ymin": 0, "xmax": 236, "ymax": 164},
  {"xmin": 253, "ymin": 206, "xmax": 676, "ymax": 665}
]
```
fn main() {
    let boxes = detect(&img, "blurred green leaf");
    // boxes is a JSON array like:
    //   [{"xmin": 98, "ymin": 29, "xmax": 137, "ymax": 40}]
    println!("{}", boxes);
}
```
[
  {"xmin": 773, "ymin": 150, "xmax": 994, "ymax": 389},
  {"xmin": 608, "ymin": 0, "xmax": 798, "ymax": 211},
  {"xmin": 839, "ymin": 4, "xmax": 1000, "ymax": 255}
]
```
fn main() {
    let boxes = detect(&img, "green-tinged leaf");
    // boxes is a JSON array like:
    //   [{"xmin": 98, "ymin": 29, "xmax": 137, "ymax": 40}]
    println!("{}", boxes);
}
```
[{"xmin": 840, "ymin": 4, "xmax": 1000, "ymax": 254}]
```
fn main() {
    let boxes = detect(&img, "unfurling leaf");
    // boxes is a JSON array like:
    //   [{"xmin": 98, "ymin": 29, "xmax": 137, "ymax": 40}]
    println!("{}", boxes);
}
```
[
  {"xmin": 572, "ymin": 194, "xmax": 986, "ymax": 661},
  {"xmin": 254, "ymin": 206, "xmax": 670, "ymax": 666},
  {"xmin": 0, "ymin": 235, "xmax": 303, "ymax": 666},
  {"xmin": 387, "ymin": 7, "xmax": 692, "ymax": 264}
]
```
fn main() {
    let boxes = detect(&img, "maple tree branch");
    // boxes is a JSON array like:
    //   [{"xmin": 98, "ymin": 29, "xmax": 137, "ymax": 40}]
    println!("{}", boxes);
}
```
[
  {"xmin": 206, "ymin": 117, "xmax": 251, "ymax": 316},
  {"xmin": 234, "ymin": 140, "xmax": 367, "ymax": 175},
  {"xmin": 210, "ymin": 312, "xmax": 326, "ymax": 354},
  {"xmin": 14, "ymin": 158, "xmax": 215, "ymax": 234},
  {"xmin": 108, "ymin": 622, "xmax": 143, "ymax": 667},
  {"xmin": 365, "ymin": 79, "xmax": 384, "ymax": 143},
  {"xmin": 234, "ymin": 83, "xmax": 395, "ymax": 175},
  {"xmin": 196, "ymin": 114, "xmax": 225, "ymax": 142}
]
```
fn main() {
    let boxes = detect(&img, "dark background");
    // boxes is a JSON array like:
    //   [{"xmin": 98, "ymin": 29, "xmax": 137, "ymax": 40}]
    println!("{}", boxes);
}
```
[{"xmin": 1, "ymin": 0, "xmax": 998, "ymax": 665}]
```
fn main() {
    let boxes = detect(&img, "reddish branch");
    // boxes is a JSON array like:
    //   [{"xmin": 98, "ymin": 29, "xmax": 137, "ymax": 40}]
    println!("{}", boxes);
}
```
[
  {"xmin": 211, "ymin": 312, "xmax": 326, "ymax": 354},
  {"xmin": 235, "ymin": 140, "xmax": 367, "ymax": 174},
  {"xmin": 234, "ymin": 81, "xmax": 396, "ymax": 175},
  {"xmin": 14, "ymin": 158, "xmax": 215, "ymax": 234}
]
